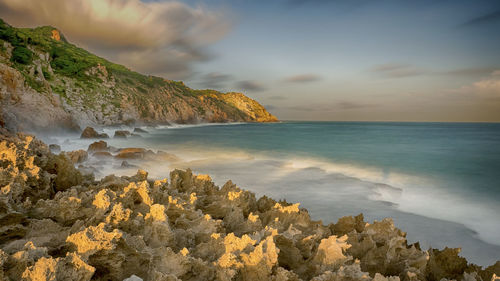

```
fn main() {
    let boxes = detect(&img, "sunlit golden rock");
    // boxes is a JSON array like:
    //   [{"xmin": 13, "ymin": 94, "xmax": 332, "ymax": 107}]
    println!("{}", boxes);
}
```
[
  {"xmin": 0, "ymin": 133, "xmax": 498, "ymax": 281},
  {"xmin": 51, "ymin": 30, "xmax": 60, "ymax": 41}
]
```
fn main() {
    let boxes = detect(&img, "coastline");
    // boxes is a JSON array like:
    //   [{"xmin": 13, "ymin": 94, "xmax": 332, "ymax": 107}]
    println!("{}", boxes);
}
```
[
  {"xmin": 39, "ymin": 123, "xmax": 500, "ymax": 266},
  {"xmin": 1, "ymin": 129, "xmax": 499, "ymax": 280}
]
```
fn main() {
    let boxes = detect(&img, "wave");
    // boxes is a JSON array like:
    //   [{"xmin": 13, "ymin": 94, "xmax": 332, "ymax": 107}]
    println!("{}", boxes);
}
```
[
  {"xmin": 275, "ymin": 156, "xmax": 500, "ymax": 248},
  {"xmin": 155, "ymin": 122, "xmax": 248, "ymax": 130},
  {"xmin": 144, "ymin": 144, "xmax": 500, "ymax": 249},
  {"xmin": 43, "ymin": 130, "xmax": 500, "ymax": 265}
]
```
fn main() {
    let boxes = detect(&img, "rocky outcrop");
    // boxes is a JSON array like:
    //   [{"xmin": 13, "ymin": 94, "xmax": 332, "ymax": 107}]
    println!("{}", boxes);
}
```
[
  {"xmin": 0, "ymin": 133, "xmax": 498, "ymax": 281},
  {"xmin": 114, "ymin": 130, "xmax": 131, "ymax": 138},
  {"xmin": 93, "ymin": 151, "xmax": 112, "ymax": 158},
  {"xmin": 50, "ymin": 30, "xmax": 61, "ymax": 41},
  {"xmin": 88, "ymin": 141, "xmax": 108, "ymax": 152},
  {"xmin": 0, "ymin": 20, "xmax": 277, "ymax": 133},
  {"xmin": 0, "ymin": 63, "xmax": 80, "ymax": 133},
  {"xmin": 64, "ymin": 150, "xmax": 88, "ymax": 164},
  {"xmin": 115, "ymin": 148, "xmax": 148, "ymax": 159},
  {"xmin": 80, "ymin": 127, "xmax": 109, "ymax": 139},
  {"xmin": 48, "ymin": 144, "xmax": 61, "ymax": 153},
  {"xmin": 219, "ymin": 92, "xmax": 279, "ymax": 123}
]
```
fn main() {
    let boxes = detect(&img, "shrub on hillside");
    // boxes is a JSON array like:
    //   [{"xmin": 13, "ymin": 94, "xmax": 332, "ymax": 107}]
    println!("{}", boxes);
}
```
[{"xmin": 11, "ymin": 46, "xmax": 32, "ymax": 64}]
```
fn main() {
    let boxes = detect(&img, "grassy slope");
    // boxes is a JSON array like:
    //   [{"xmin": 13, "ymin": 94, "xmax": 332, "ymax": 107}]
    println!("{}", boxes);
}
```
[{"xmin": 0, "ymin": 19, "xmax": 277, "ymax": 124}]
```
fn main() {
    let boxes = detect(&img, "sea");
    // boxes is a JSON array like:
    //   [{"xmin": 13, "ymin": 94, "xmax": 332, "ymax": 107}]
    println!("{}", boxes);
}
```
[{"xmin": 48, "ymin": 121, "xmax": 500, "ymax": 266}]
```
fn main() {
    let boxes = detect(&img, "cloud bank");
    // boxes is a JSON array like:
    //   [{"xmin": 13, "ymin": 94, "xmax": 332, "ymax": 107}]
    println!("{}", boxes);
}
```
[
  {"xmin": 284, "ymin": 74, "xmax": 321, "ymax": 83},
  {"xmin": 468, "ymin": 70, "xmax": 500, "ymax": 98},
  {"xmin": 288, "ymin": 101, "xmax": 375, "ymax": 112},
  {"xmin": 462, "ymin": 10, "xmax": 500, "ymax": 27},
  {"xmin": 445, "ymin": 67, "xmax": 498, "ymax": 77},
  {"xmin": 236, "ymin": 80, "xmax": 266, "ymax": 92},
  {"xmin": 370, "ymin": 63, "xmax": 426, "ymax": 78},
  {"xmin": 0, "ymin": 0, "xmax": 231, "ymax": 79},
  {"xmin": 195, "ymin": 72, "xmax": 233, "ymax": 89},
  {"xmin": 446, "ymin": 70, "xmax": 500, "ymax": 100}
]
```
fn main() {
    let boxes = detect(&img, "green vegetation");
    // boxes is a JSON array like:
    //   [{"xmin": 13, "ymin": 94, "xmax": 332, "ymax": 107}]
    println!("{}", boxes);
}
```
[
  {"xmin": 0, "ymin": 18, "xmax": 157, "ymax": 86},
  {"xmin": 11, "ymin": 46, "xmax": 32, "ymax": 64},
  {"xmin": 0, "ymin": 18, "xmax": 226, "ymax": 98},
  {"xmin": 22, "ymin": 72, "xmax": 44, "ymax": 92},
  {"xmin": 51, "ymin": 84, "xmax": 67, "ymax": 99},
  {"xmin": 42, "ymin": 67, "xmax": 51, "ymax": 80},
  {"xmin": 0, "ymin": 18, "xmax": 261, "ymax": 123},
  {"xmin": 49, "ymin": 45, "xmax": 93, "ymax": 79}
]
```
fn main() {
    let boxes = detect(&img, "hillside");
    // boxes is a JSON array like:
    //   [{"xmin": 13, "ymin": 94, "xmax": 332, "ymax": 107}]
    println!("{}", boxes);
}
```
[{"xmin": 0, "ymin": 19, "xmax": 277, "ymax": 132}]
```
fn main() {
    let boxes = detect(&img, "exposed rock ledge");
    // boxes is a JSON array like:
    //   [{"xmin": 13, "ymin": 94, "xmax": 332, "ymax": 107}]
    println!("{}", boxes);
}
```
[{"xmin": 0, "ymin": 131, "xmax": 499, "ymax": 281}]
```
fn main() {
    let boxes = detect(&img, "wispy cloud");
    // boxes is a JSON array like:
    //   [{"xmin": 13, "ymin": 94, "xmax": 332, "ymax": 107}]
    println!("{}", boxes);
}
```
[
  {"xmin": 447, "ymin": 70, "xmax": 500, "ymax": 99},
  {"xmin": 444, "ymin": 67, "xmax": 498, "ymax": 77},
  {"xmin": 196, "ymin": 72, "xmax": 233, "ymax": 89},
  {"xmin": 236, "ymin": 80, "xmax": 266, "ymax": 92},
  {"xmin": 0, "ymin": 0, "xmax": 231, "ymax": 79},
  {"xmin": 286, "ymin": 0, "xmax": 332, "ymax": 6},
  {"xmin": 284, "ymin": 74, "xmax": 322, "ymax": 83},
  {"xmin": 461, "ymin": 10, "xmax": 500, "ymax": 27},
  {"xmin": 268, "ymin": 95, "xmax": 288, "ymax": 100},
  {"xmin": 286, "ymin": 0, "xmax": 369, "ymax": 8},
  {"xmin": 466, "ymin": 70, "xmax": 500, "ymax": 98},
  {"xmin": 288, "ymin": 101, "xmax": 375, "ymax": 111},
  {"xmin": 370, "ymin": 63, "xmax": 427, "ymax": 78},
  {"xmin": 264, "ymin": 104, "xmax": 277, "ymax": 110}
]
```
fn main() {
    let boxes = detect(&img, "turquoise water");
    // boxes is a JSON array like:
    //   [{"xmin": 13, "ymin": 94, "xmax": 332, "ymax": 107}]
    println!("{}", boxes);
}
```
[
  {"xmin": 149, "ymin": 121, "xmax": 500, "ymax": 207},
  {"xmin": 52, "ymin": 121, "xmax": 500, "ymax": 265}
]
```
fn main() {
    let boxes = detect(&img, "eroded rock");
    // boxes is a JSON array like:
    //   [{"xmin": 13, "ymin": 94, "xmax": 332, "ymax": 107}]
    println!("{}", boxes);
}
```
[
  {"xmin": 115, "ymin": 148, "xmax": 147, "ymax": 159},
  {"xmin": 88, "ymin": 140, "xmax": 108, "ymax": 152},
  {"xmin": 80, "ymin": 127, "xmax": 109, "ymax": 139},
  {"xmin": 64, "ymin": 150, "xmax": 88, "ymax": 164},
  {"xmin": 48, "ymin": 144, "xmax": 61, "ymax": 153},
  {"xmin": 114, "ymin": 130, "xmax": 131, "ymax": 138},
  {"xmin": 93, "ymin": 151, "xmax": 113, "ymax": 158},
  {"xmin": 0, "ymin": 133, "xmax": 498, "ymax": 281}
]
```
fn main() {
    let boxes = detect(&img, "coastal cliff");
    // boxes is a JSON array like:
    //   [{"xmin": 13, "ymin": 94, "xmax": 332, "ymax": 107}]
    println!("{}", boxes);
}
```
[
  {"xmin": 0, "ymin": 19, "xmax": 277, "ymax": 133},
  {"xmin": 0, "ymin": 131, "xmax": 499, "ymax": 281}
]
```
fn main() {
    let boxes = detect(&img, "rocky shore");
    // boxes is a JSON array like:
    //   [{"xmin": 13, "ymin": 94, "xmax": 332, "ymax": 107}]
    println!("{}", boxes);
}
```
[{"xmin": 0, "ymin": 131, "xmax": 499, "ymax": 281}]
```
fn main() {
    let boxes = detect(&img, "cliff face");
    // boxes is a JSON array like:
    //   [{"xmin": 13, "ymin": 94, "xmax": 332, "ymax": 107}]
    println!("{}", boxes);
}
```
[
  {"xmin": 0, "ymin": 20, "xmax": 277, "ymax": 132},
  {"xmin": 219, "ymin": 92, "xmax": 278, "ymax": 123}
]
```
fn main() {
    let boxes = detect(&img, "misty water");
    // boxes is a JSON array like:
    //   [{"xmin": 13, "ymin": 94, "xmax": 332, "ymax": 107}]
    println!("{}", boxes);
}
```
[{"xmin": 46, "ymin": 121, "xmax": 500, "ymax": 266}]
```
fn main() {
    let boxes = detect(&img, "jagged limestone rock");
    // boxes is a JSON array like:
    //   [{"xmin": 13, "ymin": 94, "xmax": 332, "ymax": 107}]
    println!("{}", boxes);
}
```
[{"xmin": 0, "ymin": 133, "xmax": 498, "ymax": 281}]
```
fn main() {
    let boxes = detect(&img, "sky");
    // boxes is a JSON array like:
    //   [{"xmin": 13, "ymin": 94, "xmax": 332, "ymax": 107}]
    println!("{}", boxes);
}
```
[{"xmin": 1, "ymin": 0, "xmax": 500, "ymax": 121}]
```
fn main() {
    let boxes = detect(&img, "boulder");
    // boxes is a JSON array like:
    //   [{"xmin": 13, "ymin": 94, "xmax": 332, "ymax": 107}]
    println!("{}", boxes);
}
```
[
  {"xmin": 64, "ymin": 150, "xmax": 88, "ymax": 164},
  {"xmin": 80, "ymin": 127, "xmax": 109, "ymax": 139},
  {"xmin": 114, "ymin": 130, "xmax": 131, "ymax": 138},
  {"xmin": 115, "ymin": 148, "xmax": 146, "ymax": 159},
  {"xmin": 93, "ymin": 151, "xmax": 113, "ymax": 158},
  {"xmin": 44, "ymin": 154, "xmax": 83, "ymax": 192},
  {"xmin": 88, "ymin": 141, "xmax": 108, "ymax": 152},
  {"xmin": 49, "ymin": 144, "xmax": 61, "ymax": 153},
  {"xmin": 133, "ymin": 128, "xmax": 148, "ymax": 133},
  {"xmin": 121, "ymin": 161, "xmax": 138, "ymax": 168},
  {"xmin": 152, "ymin": 150, "xmax": 180, "ymax": 162}
]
